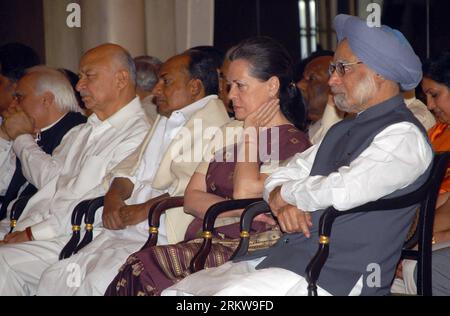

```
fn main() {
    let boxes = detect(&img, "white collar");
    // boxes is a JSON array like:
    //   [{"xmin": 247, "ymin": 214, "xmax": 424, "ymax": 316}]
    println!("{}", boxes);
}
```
[{"xmin": 169, "ymin": 95, "xmax": 217, "ymax": 122}]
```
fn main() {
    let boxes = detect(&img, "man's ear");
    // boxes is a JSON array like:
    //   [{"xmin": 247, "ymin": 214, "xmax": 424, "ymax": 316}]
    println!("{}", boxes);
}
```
[
  {"xmin": 42, "ymin": 91, "xmax": 55, "ymax": 109},
  {"xmin": 115, "ymin": 70, "xmax": 130, "ymax": 91},
  {"xmin": 189, "ymin": 78, "xmax": 204, "ymax": 97}
]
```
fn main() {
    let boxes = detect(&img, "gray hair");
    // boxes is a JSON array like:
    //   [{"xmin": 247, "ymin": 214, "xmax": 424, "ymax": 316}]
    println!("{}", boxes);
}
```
[
  {"xmin": 134, "ymin": 55, "xmax": 162, "ymax": 92},
  {"xmin": 26, "ymin": 66, "xmax": 82, "ymax": 113},
  {"xmin": 116, "ymin": 50, "xmax": 137, "ymax": 85}
]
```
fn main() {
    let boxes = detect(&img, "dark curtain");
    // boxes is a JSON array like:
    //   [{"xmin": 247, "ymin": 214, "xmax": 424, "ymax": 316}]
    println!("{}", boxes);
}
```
[
  {"xmin": 214, "ymin": 0, "xmax": 301, "ymax": 61},
  {"xmin": 0, "ymin": 0, "xmax": 45, "ymax": 62}
]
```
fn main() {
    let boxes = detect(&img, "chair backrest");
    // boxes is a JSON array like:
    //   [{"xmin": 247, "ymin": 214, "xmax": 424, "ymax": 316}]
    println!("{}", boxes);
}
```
[{"xmin": 400, "ymin": 151, "xmax": 450, "ymax": 295}]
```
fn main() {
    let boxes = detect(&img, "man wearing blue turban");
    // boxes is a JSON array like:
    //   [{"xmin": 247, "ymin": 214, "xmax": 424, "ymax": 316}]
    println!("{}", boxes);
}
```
[{"xmin": 162, "ymin": 15, "xmax": 434, "ymax": 296}]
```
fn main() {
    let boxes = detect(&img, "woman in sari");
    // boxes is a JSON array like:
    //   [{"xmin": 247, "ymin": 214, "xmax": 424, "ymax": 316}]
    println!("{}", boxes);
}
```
[
  {"xmin": 422, "ymin": 52, "xmax": 450, "ymax": 243},
  {"xmin": 393, "ymin": 51, "xmax": 450, "ymax": 295},
  {"xmin": 105, "ymin": 37, "xmax": 312, "ymax": 296}
]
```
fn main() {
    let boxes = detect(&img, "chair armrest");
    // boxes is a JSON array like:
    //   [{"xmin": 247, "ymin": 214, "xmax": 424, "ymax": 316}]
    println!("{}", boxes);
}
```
[
  {"xmin": 74, "ymin": 196, "xmax": 105, "ymax": 254},
  {"xmin": 59, "ymin": 198, "xmax": 94, "ymax": 260},
  {"xmin": 9, "ymin": 195, "xmax": 33, "ymax": 233},
  {"xmin": 231, "ymin": 201, "xmax": 271, "ymax": 260},
  {"xmin": 82, "ymin": 196, "xmax": 105, "ymax": 225},
  {"xmin": 140, "ymin": 195, "xmax": 183, "ymax": 250},
  {"xmin": 189, "ymin": 198, "xmax": 263, "ymax": 273}
]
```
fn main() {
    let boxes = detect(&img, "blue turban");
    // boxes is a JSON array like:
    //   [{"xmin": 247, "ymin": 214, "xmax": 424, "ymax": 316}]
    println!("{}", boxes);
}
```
[{"xmin": 333, "ymin": 14, "xmax": 422, "ymax": 91}]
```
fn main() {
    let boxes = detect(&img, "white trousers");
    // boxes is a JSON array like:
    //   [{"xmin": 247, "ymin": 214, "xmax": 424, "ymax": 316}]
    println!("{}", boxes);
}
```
[
  {"xmin": 36, "ymin": 229, "xmax": 148, "ymax": 296},
  {"xmin": 390, "ymin": 260, "xmax": 418, "ymax": 295},
  {"xmin": 162, "ymin": 258, "xmax": 363, "ymax": 296},
  {"xmin": 390, "ymin": 241, "xmax": 450, "ymax": 295},
  {"xmin": 0, "ymin": 238, "xmax": 68, "ymax": 296}
]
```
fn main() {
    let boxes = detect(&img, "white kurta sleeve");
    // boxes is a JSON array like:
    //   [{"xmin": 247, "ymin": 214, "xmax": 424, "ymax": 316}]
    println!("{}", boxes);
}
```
[
  {"xmin": 270, "ymin": 122, "xmax": 433, "ymax": 212},
  {"xmin": 0, "ymin": 137, "xmax": 15, "ymax": 195},
  {"xmin": 263, "ymin": 144, "xmax": 319, "ymax": 201},
  {"xmin": 12, "ymin": 132, "xmax": 73, "ymax": 189}
]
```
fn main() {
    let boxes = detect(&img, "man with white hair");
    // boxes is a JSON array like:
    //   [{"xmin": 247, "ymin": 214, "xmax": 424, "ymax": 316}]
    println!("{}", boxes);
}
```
[
  {"xmin": 163, "ymin": 15, "xmax": 433, "ymax": 296},
  {"xmin": 134, "ymin": 55, "xmax": 162, "ymax": 123},
  {"xmin": 0, "ymin": 43, "xmax": 150, "ymax": 296},
  {"xmin": 0, "ymin": 66, "xmax": 86, "ymax": 222}
]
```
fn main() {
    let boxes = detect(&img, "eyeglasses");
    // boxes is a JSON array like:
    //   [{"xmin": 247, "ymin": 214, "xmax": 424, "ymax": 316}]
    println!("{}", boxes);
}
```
[{"xmin": 328, "ymin": 61, "xmax": 363, "ymax": 77}]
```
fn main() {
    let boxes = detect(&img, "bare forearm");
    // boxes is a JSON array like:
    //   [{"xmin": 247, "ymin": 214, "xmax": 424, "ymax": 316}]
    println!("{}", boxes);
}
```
[
  {"xmin": 107, "ymin": 177, "xmax": 135, "ymax": 201},
  {"xmin": 233, "ymin": 161, "xmax": 265, "ymax": 199},
  {"xmin": 233, "ymin": 138, "xmax": 266, "ymax": 199},
  {"xmin": 184, "ymin": 190, "xmax": 228, "ymax": 219}
]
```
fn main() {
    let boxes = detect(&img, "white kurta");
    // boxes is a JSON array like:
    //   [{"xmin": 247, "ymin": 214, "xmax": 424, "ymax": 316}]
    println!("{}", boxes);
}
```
[
  {"xmin": 36, "ymin": 96, "xmax": 215, "ymax": 296},
  {"xmin": 0, "ymin": 97, "xmax": 150, "ymax": 296},
  {"xmin": 162, "ymin": 122, "xmax": 432, "ymax": 296}
]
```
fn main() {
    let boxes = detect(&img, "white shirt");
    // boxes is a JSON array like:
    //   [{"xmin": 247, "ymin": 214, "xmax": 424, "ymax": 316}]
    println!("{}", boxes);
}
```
[
  {"xmin": 264, "ymin": 122, "xmax": 433, "ymax": 212},
  {"xmin": 11, "ymin": 97, "xmax": 150, "ymax": 240},
  {"xmin": 117, "ymin": 95, "xmax": 216, "ymax": 244}
]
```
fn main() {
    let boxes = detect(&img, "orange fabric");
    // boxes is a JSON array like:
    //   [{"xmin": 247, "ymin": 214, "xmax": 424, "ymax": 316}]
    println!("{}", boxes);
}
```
[{"xmin": 428, "ymin": 123, "xmax": 450, "ymax": 192}]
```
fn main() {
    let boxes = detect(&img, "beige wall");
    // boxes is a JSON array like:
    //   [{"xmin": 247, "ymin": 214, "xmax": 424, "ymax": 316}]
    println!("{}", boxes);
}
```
[
  {"xmin": 44, "ymin": 0, "xmax": 82, "ymax": 72},
  {"xmin": 43, "ymin": 0, "xmax": 215, "ymax": 71}
]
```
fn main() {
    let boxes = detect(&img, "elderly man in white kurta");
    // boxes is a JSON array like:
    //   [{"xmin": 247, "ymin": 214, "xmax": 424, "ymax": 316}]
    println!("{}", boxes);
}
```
[
  {"xmin": 0, "ymin": 44, "xmax": 150, "ymax": 296},
  {"xmin": 36, "ymin": 50, "xmax": 230, "ymax": 296}
]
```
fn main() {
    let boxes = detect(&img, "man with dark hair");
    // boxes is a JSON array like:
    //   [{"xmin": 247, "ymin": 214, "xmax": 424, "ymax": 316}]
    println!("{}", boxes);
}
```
[
  {"xmin": 295, "ymin": 51, "xmax": 338, "ymax": 144},
  {"xmin": 187, "ymin": 46, "xmax": 236, "ymax": 116},
  {"xmin": 0, "ymin": 43, "xmax": 150, "ymax": 296},
  {"xmin": 36, "ymin": 50, "xmax": 230, "ymax": 296}
]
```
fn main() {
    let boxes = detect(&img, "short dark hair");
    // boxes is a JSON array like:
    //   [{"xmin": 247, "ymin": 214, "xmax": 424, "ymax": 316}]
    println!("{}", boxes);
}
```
[
  {"xmin": 187, "ymin": 46, "xmax": 225, "ymax": 70},
  {"xmin": 0, "ymin": 43, "xmax": 41, "ymax": 82},
  {"xmin": 229, "ymin": 36, "xmax": 307, "ymax": 131},
  {"xmin": 185, "ymin": 50, "xmax": 220, "ymax": 96},
  {"xmin": 423, "ymin": 51, "xmax": 450, "ymax": 89},
  {"xmin": 293, "ymin": 50, "xmax": 335, "ymax": 83}
]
